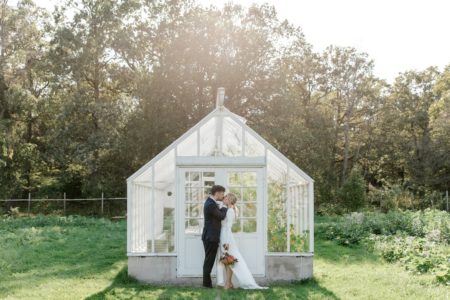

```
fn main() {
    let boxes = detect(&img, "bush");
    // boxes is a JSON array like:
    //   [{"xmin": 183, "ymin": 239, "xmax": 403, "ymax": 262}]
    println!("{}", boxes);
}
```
[
  {"xmin": 421, "ymin": 189, "xmax": 446, "ymax": 210},
  {"xmin": 316, "ymin": 202, "xmax": 344, "ymax": 216},
  {"xmin": 318, "ymin": 209, "xmax": 450, "ymax": 285},
  {"xmin": 322, "ymin": 209, "xmax": 449, "ymax": 244},
  {"xmin": 368, "ymin": 185, "xmax": 416, "ymax": 212},
  {"xmin": 337, "ymin": 167, "xmax": 367, "ymax": 212},
  {"xmin": 367, "ymin": 185, "xmax": 446, "ymax": 212},
  {"xmin": 9, "ymin": 207, "xmax": 20, "ymax": 217},
  {"xmin": 364, "ymin": 234, "xmax": 449, "ymax": 285}
]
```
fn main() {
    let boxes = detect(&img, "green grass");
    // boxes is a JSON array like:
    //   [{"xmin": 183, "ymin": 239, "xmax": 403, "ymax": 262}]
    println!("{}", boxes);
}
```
[{"xmin": 0, "ymin": 215, "xmax": 448, "ymax": 299}]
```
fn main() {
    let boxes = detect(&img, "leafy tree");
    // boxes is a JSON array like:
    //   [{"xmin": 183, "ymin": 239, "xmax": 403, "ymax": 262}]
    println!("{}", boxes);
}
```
[
  {"xmin": 337, "ymin": 166, "xmax": 367, "ymax": 211},
  {"xmin": 0, "ymin": 0, "xmax": 448, "ymax": 213},
  {"xmin": 0, "ymin": 1, "xmax": 52, "ymax": 198}
]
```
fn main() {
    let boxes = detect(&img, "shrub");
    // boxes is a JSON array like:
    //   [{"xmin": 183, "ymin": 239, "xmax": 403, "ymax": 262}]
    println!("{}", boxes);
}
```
[
  {"xmin": 323, "ymin": 212, "xmax": 369, "ymax": 246},
  {"xmin": 364, "ymin": 234, "xmax": 449, "ymax": 285},
  {"xmin": 316, "ymin": 202, "xmax": 344, "ymax": 216},
  {"xmin": 368, "ymin": 185, "xmax": 416, "ymax": 212},
  {"xmin": 337, "ymin": 167, "xmax": 367, "ymax": 212},
  {"xmin": 318, "ymin": 209, "xmax": 450, "ymax": 285},
  {"xmin": 9, "ymin": 207, "xmax": 20, "ymax": 217}
]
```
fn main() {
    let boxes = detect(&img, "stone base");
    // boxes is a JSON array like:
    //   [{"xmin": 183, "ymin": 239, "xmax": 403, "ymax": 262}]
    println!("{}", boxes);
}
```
[{"xmin": 128, "ymin": 255, "xmax": 313, "ymax": 285}]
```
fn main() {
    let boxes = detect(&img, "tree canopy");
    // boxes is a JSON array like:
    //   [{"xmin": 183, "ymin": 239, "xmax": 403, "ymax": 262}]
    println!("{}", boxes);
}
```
[{"xmin": 0, "ymin": 0, "xmax": 449, "ymax": 210}]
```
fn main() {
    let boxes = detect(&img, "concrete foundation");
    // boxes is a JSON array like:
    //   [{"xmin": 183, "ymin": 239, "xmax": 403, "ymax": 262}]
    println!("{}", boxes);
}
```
[{"xmin": 128, "ymin": 255, "xmax": 313, "ymax": 285}]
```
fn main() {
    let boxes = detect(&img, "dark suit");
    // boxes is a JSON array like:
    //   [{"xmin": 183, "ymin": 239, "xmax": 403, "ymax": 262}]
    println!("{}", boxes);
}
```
[{"xmin": 201, "ymin": 196, "xmax": 227, "ymax": 287}]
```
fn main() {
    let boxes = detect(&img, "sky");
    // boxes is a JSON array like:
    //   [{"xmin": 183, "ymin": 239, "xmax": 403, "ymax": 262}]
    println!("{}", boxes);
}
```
[
  {"xmin": 197, "ymin": 0, "xmax": 450, "ymax": 82},
  {"xmin": 34, "ymin": 0, "xmax": 450, "ymax": 83}
]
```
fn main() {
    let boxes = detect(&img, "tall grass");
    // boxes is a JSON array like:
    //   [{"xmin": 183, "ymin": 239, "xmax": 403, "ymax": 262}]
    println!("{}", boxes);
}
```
[
  {"xmin": 1, "ymin": 214, "xmax": 448, "ymax": 299},
  {"xmin": 318, "ymin": 209, "xmax": 450, "ymax": 285}
]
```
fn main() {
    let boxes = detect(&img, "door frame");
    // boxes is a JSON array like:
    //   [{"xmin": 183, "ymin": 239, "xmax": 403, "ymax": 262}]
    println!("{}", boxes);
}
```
[{"xmin": 176, "ymin": 165, "xmax": 266, "ymax": 277}]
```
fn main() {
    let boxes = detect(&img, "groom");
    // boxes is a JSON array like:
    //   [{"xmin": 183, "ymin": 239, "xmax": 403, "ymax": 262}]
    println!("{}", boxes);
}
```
[{"xmin": 201, "ymin": 185, "xmax": 228, "ymax": 288}]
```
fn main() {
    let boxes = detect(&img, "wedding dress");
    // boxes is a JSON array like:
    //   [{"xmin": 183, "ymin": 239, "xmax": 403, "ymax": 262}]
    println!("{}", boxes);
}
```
[{"xmin": 216, "ymin": 208, "xmax": 268, "ymax": 289}]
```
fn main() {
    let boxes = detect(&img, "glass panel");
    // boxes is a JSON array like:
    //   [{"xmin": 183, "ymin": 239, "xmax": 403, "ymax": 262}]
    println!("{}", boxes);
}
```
[
  {"xmin": 242, "ymin": 187, "xmax": 256, "ymax": 202},
  {"xmin": 191, "ymin": 172, "xmax": 200, "ymax": 182},
  {"xmin": 229, "ymin": 187, "xmax": 241, "ymax": 198},
  {"xmin": 267, "ymin": 150, "xmax": 287, "ymax": 183},
  {"xmin": 132, "ymin": 183, "xmax": 152, "ymax": 253},
  {"xmin": 267, "ymin": 150, "xmax": 288, "ymax": 252},
  {"xmin": 289, "ymin": 168, "xmax": 308, "ymax": 185},
  {"xmin": 204, "ymin": 180, "xmax": 215, "ymax": 187},
  {"xmin": 244, "ymin": 131, "xmax": 265, "ymax": 156},
  {"xmin": 185, "ymin": 203, "xmax": 202, "ymax": 218},
  {"xmin": 177, "ymin": 130, "xmax": 198, "ymax": 156},
  {"xmin": 189, "ymin": 188, "xmax": 196, "ymax": 202},
  {"xmin": 199, "ymin": 117, "xmax": 217, "ymax": 156},
  {"xmin": 228, "ymin": 172, "xmax": 240, "ymax": 186},
  {"xmin": 242, "ymin": 172, "xmax": 257, "ymax": 186},
  {"xmin": 226, "ymin": 170, "xmax": 259, "ymax": 234},
  {"xmin": 222, "ymin": 117, "xmax": 243, "ymax": 156},
  {"xmin": 185, "ymin": 218, "xmax": 202, "ymax": 234},
  {"xmin": 228, "ymin": 171, "xmax": 256, "ymax": 187},
  {"xmin": 231, "ymin": 222, "xmax": 240, "ymax": 233},
  {"xmin": 242, "ymin": 203, "xmax": 256, "ymax": 217},
  {"xmin": 203, "ymin": 171, "xmax": 215, "ymax": 178},
  {"xmin": 288, "ymin": 180, "xmax": 309, "ymax": 252},
  {"xmin": 184, "ymin": 170, "xmax": 215, "ymax": 235},
  {"xmin": 190, "ymin": 181, "xmax": 201, "ymax": 188},
  {"xmin": 199, "ymin": 188, "xmax": 206, "ymax": 202},
  {"xmin": 153, "ymin": 149, "xmax": 176, "ymax": 253},
  {"xmin": 189, "ymin": 218, "xmax": 200, "ymax": 227},
  {"xmin": 185, "ymin": 187, "xmax": 192, "ymax": 201},
  {"xmin": 243, "ymin": 219, "xmax": 257, "ymax": 233},
  {"xmin": 163, "ymin": 207, "xmax": 175, "ymax": 252},
  {"xmin": 133, "ymin": 161, "xmax": 153, "ymax": 184}
]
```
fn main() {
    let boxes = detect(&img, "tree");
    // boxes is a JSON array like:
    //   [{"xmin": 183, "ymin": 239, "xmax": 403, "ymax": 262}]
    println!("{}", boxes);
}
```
[
  {"xmin": 337, "ymin": 166, "xmax": 367, "ymax": 211},
  {"xmin": 429, "ymin": 65, "xmax": 450, "ymax": 190},
  {"xmin": 0, "ymin": 0, "xmax": 52, "ymax": 198},
  {"xmin": 375, "ymin": 68, "xmax": 440, "ymax": 192},
  {"xmin": 48, "ymin": 0, "xmax": 138, "ymax": 196},
  {"xmin": 321, "ymin": 46, "xmax": 379, "ymax": 187}
]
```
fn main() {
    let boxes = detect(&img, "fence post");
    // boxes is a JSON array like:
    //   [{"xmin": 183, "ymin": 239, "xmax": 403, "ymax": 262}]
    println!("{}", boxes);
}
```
[
  {"xmin": 101, "ymin": 191, "xmax": 104, "ymax": 215},
  {"xmin": 28, "ymin": 192, "xmax": 31, "ymax": 216},
  {"xmin": 63, "ymin": 192, "xmax": 66, "ymax": 216}
]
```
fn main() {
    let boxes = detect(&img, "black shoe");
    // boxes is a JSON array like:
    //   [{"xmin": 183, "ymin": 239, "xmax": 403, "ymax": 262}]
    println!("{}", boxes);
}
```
[{"xmin": 202, "ymin": 284, "xmax": 213, "ymax": 288}]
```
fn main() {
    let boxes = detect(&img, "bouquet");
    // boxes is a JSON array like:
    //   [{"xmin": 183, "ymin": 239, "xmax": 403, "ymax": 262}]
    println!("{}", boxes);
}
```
[{"xmin": 220, "ymin": 244, "xmax": 238, "ymax": 266}]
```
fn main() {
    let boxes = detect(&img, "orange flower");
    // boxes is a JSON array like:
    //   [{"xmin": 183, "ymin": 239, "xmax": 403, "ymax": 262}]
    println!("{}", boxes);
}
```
[{"xmin": 220, "ymin": 253, "xmax": 238, "ymax": 265}]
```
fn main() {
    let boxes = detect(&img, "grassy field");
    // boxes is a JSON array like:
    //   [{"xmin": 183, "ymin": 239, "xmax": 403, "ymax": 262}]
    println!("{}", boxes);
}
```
[{"xmin": 0, "ymin": 215, "xmax": 447, "ymax": 299}]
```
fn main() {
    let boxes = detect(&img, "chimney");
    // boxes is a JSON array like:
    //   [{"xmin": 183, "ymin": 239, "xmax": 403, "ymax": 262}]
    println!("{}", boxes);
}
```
[{"xmin": 216, "ymin": 87, "xmax": 225, "ymax": 108}]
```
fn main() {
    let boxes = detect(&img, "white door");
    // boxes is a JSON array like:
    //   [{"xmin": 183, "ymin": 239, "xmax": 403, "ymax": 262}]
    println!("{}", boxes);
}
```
[{"xmin": 177, "ymin": 167, "xmax": 265, "ymax": 277}]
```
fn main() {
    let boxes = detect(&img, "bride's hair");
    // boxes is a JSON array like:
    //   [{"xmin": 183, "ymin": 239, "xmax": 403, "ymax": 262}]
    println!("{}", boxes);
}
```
[{"xmin": 226, "ymin": 193, "xmax": 239, "ymax": 218}]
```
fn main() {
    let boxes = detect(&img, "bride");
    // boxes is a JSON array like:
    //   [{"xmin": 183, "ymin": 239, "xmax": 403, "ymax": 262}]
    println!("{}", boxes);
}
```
[{"xmin": 216, "ymin": 193, "xmax": 268, "ymax": 289}]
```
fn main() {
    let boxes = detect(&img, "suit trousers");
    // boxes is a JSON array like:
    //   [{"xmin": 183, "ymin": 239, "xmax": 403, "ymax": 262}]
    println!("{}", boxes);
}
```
[{"xmin": 202, "ymin": 240, "xmax": 219, "ymax": 287}]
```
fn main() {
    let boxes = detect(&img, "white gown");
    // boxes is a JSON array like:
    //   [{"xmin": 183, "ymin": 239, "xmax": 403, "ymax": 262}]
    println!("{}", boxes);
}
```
[{"xmin": 216, "ymin": 208, "xmax": 268, "ymax": 289}]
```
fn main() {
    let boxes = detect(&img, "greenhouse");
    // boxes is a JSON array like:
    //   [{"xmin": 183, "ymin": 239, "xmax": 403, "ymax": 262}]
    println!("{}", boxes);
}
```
[{"xmin": 127, "ymin": 88, "xmax": 314, "ymax": 284}]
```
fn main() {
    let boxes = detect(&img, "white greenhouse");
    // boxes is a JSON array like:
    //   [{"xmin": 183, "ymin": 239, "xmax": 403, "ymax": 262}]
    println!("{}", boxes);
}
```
[{"xmin": 127, "ymin": 88, "xmax": 314, "ymax": 284}]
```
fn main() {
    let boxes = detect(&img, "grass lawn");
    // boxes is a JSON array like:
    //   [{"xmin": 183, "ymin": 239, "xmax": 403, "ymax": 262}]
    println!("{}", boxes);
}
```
[{"xmin": 0, "ymin": 215, "xmax": 447, "ymax": 299}]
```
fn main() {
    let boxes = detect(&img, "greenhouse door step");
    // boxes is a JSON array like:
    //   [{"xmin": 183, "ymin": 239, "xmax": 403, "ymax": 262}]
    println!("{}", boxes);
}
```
[{"xmin": 177, "ymin": 167, "xmax": 265, "ymax": 277}]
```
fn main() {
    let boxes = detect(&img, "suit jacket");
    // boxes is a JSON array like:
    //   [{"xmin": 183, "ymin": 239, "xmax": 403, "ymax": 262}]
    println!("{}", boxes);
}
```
[{"xmin": 201, "ymin": 196, "xmax": 228, "ymax": 243}]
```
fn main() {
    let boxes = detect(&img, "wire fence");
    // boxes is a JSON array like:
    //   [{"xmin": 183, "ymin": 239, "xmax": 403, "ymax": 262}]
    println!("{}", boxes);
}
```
[
  {"xmin": 1, "ymin": 190, "xmax": 448, "ymax": 217},
  {"xmin": 0, "ymin": 193, "xmax": 127, "ymax": 218}
]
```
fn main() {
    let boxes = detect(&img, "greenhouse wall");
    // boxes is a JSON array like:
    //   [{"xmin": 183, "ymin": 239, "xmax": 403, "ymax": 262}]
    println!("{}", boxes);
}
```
[{"xmin": 127, "ymin": 104, "xmax": 314, "ymax": 283}]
